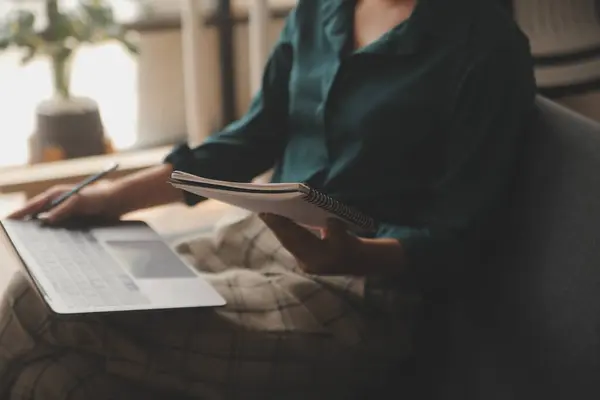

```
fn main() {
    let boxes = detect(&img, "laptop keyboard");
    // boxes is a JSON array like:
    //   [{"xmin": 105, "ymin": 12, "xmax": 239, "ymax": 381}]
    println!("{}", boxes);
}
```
[{"xmin": 5, "ymin": 221, "xmax": 150, "ymax": 309}]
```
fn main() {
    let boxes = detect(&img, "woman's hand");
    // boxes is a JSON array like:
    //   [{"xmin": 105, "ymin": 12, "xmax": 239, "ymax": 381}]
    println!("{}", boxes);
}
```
[
  {"xmin": 260, "ymin": 213, "xmax": 406, "ymax": 276},
  {"xmin": 260, "ymin": 213, "xmax": 361, "ymax": 274},
  {"xmin": 8, "ymin": 181, "xmax": 122, "ymax": 224},
  {"xmin": 8, "ymin": 164, "xmax": 184, "ymax": 224}
]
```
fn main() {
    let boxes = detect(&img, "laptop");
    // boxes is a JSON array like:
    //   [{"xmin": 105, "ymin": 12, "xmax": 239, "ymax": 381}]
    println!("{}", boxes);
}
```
[{"xmin": 0, "ymin": 219, "xmax": 226, "ymax": 314}]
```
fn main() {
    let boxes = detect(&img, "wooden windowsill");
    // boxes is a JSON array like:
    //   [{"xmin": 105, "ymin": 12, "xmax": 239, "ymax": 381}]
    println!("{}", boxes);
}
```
[{"xmin": 0, "ymin": 146, "xmax": 172, "ymax": 199}]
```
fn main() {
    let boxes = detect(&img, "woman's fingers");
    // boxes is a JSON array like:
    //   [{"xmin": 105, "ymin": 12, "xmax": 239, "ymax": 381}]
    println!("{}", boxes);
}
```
[
  {"xmin": 6, "ymin": 195, "xmax": 48, "ymax": 219},
  {"xmin": 259, "ymin": 213, "xmax": 322, "ymax": 264},
  {"xmin": 41, "ymin": 194, "xmax": 81, "ymax": 224},
  {"xmin": 7, "ymin": 186, "xmax": 69, "ymax": 220}
]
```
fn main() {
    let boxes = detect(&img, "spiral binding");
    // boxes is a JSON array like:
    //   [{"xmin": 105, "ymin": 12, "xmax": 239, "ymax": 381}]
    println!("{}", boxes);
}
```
[{"xmin": 302, "ymin": 188, "xmax": 377, "ymax": 231}]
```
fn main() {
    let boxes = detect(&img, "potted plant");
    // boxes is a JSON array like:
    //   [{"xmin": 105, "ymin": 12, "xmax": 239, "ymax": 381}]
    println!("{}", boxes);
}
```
[{"xmin": 0, "ymin": 0, "xmax": 139, "ymax": 163}]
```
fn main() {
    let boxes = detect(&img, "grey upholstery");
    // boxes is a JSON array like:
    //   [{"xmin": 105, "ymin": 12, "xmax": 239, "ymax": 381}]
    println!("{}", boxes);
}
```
[{"xmin": 393, "ymin": 97, "xmax": 600, "ymax": 400}]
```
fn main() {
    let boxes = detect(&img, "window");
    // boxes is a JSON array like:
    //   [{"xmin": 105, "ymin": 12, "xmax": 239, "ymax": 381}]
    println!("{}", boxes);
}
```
[
  {"xmin": 0, "ymin": 0, "xmax": 296, "ymax": 171},
  {"xmin": 0, "ymin": 0, "xmax": 142, "ymax": 169}
]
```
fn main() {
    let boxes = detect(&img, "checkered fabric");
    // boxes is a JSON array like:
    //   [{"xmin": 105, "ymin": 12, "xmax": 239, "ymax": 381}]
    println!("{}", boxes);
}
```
[{"xmin": 0, "ymin": 213, "xmax": 418, "ymax": 399}]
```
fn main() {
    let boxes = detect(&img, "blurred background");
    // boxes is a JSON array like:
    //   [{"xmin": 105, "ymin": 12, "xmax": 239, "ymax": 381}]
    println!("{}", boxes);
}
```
[{"xmin": 0, "ymin": 0, "xmax": 599, "ymax": 211}]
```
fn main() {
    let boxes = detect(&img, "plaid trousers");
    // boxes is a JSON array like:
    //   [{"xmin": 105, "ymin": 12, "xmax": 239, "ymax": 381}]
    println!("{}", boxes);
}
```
[{"xmin": 0, "ymin": 213, "xmax": 418, "ymax": 400}]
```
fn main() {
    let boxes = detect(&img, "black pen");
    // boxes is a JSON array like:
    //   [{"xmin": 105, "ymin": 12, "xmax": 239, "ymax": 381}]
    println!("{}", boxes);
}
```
[{"xmin": 31, "ymin": 162, "xmax": 119, "ymax": 220}]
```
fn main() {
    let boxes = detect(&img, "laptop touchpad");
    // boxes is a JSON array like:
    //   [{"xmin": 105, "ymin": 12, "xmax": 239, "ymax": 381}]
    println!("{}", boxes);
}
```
[{"xmin": 104, "ymin": 240, "xmax": 196, "ymax": 279}]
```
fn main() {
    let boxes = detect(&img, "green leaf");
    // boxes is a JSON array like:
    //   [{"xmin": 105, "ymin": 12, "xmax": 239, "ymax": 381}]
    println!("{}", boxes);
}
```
[
  {"xmin": 44, "ymin": 12, "xmax": 77, "ymax": 43},
  {"xmin": 80, "ymin": 1, "xmax": 115, "ymax": 28},
  {"xmin": 13, "ymin": 11, "xmax": 36, "ymax": 31},
  {"xmin": 20, "ymin": 45, "xmax": 37, "ymax": 65},
  {"xmin": 68, "ymin": 19, "xmax": 92, "ymax": 42},
  {"xmin": 0, "ymin": 25, "xmax": 10, "ymax": 50},
  {"xmin": 137, "ymin": 0, "xmax": 156, "ymax": 18},
  {"xmin": 7, "ymin": 10, "xmax": 39, "ymax": 47},
  {"xmin": 75, "ymin": 0, "xmax": 129, "ymax": 45},
  {"xmin": 104, "ymin": 25, "xmax": 123, "ymax": 38},
  {"xmin": 0, "ymin": 0, "xmax": 137, "ymax": 53},
  {"xmin": 119, "ymin": 38, "xmax": 139, "ymax": 55}
]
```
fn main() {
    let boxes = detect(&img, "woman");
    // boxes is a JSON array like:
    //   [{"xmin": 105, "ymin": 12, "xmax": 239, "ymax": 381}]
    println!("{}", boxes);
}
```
[{"xmin": 3, "ymin": 0, "xmax": 535, "ymax": 398}]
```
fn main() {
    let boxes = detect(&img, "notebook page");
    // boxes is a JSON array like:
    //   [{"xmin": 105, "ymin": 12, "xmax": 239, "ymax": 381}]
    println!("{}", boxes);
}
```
[
  {"xmin": 171, "ymin": 171, "xmax": 303, "ymax": 193},
  {"xmin": 170, "ymin": 182, "xmax": 361, "ymax": 230}
]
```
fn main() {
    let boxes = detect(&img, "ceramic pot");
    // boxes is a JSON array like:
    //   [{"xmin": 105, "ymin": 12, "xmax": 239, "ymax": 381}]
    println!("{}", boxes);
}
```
[{"xmin": 29, "ymin": 96, "xmax": 112, "ymax": 164}]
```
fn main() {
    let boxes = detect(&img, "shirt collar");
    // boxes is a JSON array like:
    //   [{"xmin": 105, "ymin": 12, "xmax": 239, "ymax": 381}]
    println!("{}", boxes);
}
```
[{"xmin": 321, "ymin": 0, "xmax": 478, "ymax": 56}]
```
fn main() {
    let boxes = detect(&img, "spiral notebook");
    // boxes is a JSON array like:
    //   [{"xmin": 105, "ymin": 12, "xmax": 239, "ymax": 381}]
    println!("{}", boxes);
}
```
[{"xmin": 168, "ymin": 171, "xmax": 378, "ymax": 232}]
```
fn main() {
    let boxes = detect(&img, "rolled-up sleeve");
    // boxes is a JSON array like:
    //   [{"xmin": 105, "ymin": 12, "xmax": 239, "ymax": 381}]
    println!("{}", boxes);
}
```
[
  {"xmin": 165, "ymin": 10, "xmax": 297, "ymax": 205},
  {"xmin": 377, "ymin": 43, "xmax": 536, "ymax": 288}
]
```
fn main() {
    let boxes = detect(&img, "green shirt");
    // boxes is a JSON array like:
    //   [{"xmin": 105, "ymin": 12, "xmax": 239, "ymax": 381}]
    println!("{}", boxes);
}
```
[{"xmin": 166, "ymin": 0, "xmax": 536, "ymax": 287}]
